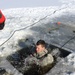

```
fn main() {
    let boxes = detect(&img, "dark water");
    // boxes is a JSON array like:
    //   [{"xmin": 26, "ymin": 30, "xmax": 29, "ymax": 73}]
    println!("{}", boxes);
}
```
[{"xmin": 0, "ymin": 67, "xmax": 6, "ymax": 75}]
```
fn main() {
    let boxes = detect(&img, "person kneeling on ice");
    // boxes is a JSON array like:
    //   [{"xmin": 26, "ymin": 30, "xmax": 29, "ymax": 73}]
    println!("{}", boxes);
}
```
[
  {"xmin": 24, "ymin": 40, "xmax": 54, "ymax": 74},
  {"xmin": 0, "ymin": 10, "xmax": 6, "ymax": 30}
]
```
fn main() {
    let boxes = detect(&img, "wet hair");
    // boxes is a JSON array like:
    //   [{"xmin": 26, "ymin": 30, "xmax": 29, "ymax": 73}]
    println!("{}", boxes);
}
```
[{"xmin": 36, "ymin": 40, "xmax": 46, "ymax": 47}]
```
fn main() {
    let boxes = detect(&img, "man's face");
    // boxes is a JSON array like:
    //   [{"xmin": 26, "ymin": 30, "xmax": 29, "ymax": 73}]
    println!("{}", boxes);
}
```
[{"xmin": 36, "ymin": 44, "xmax": 45, "ymax": 53}]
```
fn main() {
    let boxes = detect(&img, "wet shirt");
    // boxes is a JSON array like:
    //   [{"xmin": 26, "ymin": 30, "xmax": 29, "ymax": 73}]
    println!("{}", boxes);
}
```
[{"xmin": 25, "ymin": 49, "xmax": 54, "ymax": 67}]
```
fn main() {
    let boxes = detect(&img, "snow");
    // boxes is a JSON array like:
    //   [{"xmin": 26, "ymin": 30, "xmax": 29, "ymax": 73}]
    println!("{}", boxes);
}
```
[
  {"xmin": 0, "ymin": 4, "xmax": 75, "ymax": 75},
  {"xmin": 66, "ymin": 53, "xmax": 75, "ymax": 68},
  {"xmin": 0, "ymin": 7, "xmax": 57, "ymax": 44},
  {"xmin": 46, "ymin": 53, "xmax": 75, "ymax": 75}
]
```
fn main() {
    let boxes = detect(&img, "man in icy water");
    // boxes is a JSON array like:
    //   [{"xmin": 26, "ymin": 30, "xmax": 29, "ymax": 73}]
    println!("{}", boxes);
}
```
[
  {"xmin": 24, "ymin": 40, "xmax": 54, "ymax": 74},
  {"xmin": 33, "ymin": 40, "xmax": 54, "ymax": 66}
]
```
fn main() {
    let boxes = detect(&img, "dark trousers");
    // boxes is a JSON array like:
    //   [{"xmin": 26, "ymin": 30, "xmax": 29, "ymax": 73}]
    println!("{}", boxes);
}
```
[{"xmin": 0, "ymin": 22, "xmax": 5, "ymax": 30}]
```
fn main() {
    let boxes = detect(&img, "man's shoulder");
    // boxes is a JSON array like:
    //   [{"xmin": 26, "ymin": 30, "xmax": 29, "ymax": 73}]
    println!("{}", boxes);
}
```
[
  {"xmin": 44, "ymin": 49, "xmax": 48, "ymax": 53},
  {"xmin": 39, "ymin": 53, "xmax": 54, "ymax": 66}
]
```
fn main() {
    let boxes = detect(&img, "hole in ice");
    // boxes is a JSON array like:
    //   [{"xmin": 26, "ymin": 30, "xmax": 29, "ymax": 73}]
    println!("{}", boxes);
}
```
[{"xmin": 7, "ymin": 43, "xmax": 71, "ymax": 75}]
